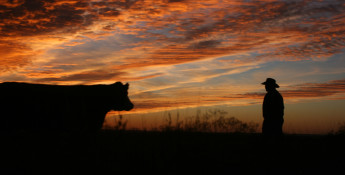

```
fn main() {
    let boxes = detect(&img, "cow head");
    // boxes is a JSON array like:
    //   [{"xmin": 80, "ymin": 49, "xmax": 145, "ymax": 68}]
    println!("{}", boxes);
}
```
[{"xmin": 112, "ymin": 82, "xmax": 134, "ymax": 111}]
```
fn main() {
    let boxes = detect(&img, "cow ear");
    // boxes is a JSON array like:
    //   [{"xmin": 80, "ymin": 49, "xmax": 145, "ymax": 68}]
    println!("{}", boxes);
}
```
[
  {"xmin": 113, "ymin": 82, "xmax": 122, "ymax": 86},
  {"xmin": 125, "ymin": 83, "xmax": 129, "ymax": 89}
]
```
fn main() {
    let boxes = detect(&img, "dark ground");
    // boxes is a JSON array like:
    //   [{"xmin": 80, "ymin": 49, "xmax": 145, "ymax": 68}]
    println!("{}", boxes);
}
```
[{"xmin": 1, "ymin": 130, "xmax": 345, "ymax": 175}]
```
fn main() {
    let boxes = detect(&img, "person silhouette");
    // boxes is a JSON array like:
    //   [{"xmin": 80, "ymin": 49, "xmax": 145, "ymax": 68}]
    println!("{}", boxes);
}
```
[{"xmin": 261, "ymin": 78, "xmax": 284, "ymax": 138}]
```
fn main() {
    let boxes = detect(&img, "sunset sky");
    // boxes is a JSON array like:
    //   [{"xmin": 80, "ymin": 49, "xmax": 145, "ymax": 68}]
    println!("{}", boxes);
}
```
[{"xmin": 1, "ymin": 0, "xmax": 345, "ymax": 134}]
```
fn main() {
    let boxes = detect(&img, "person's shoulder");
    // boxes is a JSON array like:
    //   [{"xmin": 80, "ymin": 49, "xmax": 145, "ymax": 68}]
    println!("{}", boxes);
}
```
[
  {"xmin": 272, "ymin": 90, "xmax": 281, "ymax": 95},
  {"xmin": 273, "ymin": 89, "xmax": 280, "ymax": 93},
  {"xmin": 274, "ymin": 90, "xmax": 283, "ymax": 99}
]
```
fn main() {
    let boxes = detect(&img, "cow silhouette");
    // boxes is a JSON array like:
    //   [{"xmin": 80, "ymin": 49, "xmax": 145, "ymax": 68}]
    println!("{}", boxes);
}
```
[{"xmin": 0, "ymin": 82, "xmax": 133, "ymax": 133}]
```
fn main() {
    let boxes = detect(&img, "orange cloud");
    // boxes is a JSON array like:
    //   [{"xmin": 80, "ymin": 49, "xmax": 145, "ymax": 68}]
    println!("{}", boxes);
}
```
[
  {"xmin": 36, "ymin": 69, "xmax": 126, "ymax": 83},
  {"xmin": 283, "ymin": 79, "xmax": 345, "ymax": 98},
  {"xmin": 126, "ymin": 78, "xmax": 345, "ymax": 114},
  {"xmin": 0, "ymin": 0, "xmax": 344, "ymax": 106},
  {"xmin": 102, "ymin": 0, "xmax": 344, "ymax": 72},
  {"xmin": 0, "ymin": 39, "xmax": 38, "ymax": 72},
  {"xmin": 0, "ymin": 0, "xmax": 91, "ymax": 37},
  {"xmin": 243, "ymin": 79, "xmax": 345, "ymax": 99}
]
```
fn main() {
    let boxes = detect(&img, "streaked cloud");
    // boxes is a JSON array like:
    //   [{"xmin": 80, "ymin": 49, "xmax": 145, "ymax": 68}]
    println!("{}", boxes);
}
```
[
  {"xmin": 283, "ymin": 79, "xmax": 345, "ymax": 98},
  {"xmin": 0, "ymin": 0, "xmax": 344, "ymax": 114},
  {"xmin": 0, "ymin": 40, "xmax": 36, "ymax": 71},
  {"xmin": 242, "ymin": 79, "xmax": 345, "ymax": 99},
  {"xmin": 128, "ymin": 78, "xmax": 345, "ymax": 113}
]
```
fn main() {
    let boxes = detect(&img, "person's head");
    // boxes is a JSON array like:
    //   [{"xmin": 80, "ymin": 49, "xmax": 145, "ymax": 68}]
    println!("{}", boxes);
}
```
[{"xmin": 262, "ymin": 78, "xmax": 279, "ymax": 92}]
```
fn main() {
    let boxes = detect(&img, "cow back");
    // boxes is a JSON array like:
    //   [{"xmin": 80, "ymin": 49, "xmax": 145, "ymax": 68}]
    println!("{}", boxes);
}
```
[{"xmin": 0, "ymin": 82, "xmax": 133, "ymax": 133}]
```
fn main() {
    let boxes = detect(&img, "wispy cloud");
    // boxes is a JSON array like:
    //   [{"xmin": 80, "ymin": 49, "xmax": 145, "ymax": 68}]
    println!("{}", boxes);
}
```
[
  {"xmin": 283, "ymin": 79, "xmax": 345, "ymax": 98},
  {"xmin": 243, "ymin": 79, "xmax": 345, "ymax": 99},
  {"xmin": 0, "ymin": 40, "xmax": 37, "ymax": 71},
  {"xmin": 127, "ymin": 78, "xmax": 345, "ymax": 113},
  {"xmin": 2, "ymin": 0, "xmax": 344, "ymax": 74},
  {"xmin": 1, "ymin": 0, "xmax": 345, "ymax": 113}
]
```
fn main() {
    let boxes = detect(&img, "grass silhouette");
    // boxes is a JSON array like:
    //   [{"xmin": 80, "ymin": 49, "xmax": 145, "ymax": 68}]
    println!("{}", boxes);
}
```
[
  {"xmin": 158, "ymin": 109, "xmax": 259, "ymax": 133},
  {"xmin": 2, "ymin": 112, "xmax": 345, "ymax": 174},
  {"xmin": 105, "ymin": 109, "xmax": 259, "ymax": 133}
]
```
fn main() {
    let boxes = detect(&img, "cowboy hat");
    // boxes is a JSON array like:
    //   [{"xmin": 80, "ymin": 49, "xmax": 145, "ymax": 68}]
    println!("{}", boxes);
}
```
[{"xmin": 261, "ymin": 78, "xmax": 280, "ymax": 88}]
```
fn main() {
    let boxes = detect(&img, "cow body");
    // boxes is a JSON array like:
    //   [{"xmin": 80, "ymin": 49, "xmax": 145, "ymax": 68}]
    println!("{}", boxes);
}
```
[{"xmin": 0, "ymin": 82, "xmax": 133, "ymax": 133}]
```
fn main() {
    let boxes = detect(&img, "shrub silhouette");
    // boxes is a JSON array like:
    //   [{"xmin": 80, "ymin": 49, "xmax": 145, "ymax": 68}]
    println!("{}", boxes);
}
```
[
  {"xmin": 160, "ymin": 109, "xmax": 259, "ymax": 133},
  {"xmin": 104, "ymin": 114, "xmax": 128, "ymax": 131},
  {"xmin": 331, "ymin": 122, "xmax": 345, "ymax": 135}
]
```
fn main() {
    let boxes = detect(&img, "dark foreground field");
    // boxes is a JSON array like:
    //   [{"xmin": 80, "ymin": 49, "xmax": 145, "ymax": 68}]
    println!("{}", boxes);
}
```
[{"xmin": 2, "ymin": 130, "xmax": 345, "ymax": 175}]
